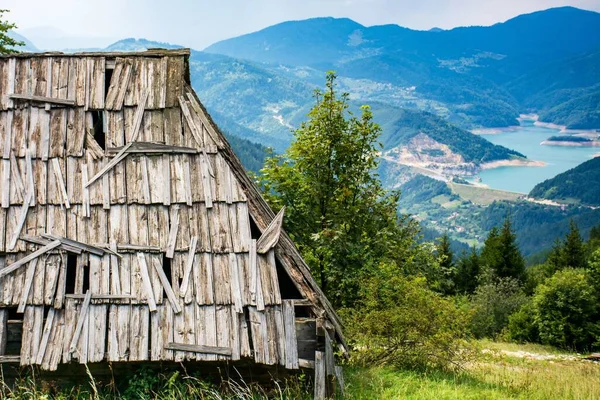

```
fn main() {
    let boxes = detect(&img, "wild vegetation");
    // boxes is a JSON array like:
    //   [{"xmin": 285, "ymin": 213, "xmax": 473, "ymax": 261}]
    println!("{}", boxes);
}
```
[{"xmin": 529, "ymin": 156, "xmax": 600, "ymax": 206}]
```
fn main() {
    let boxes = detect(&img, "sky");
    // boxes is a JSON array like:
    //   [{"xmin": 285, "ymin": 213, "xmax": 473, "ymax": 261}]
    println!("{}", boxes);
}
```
[{"xmin": 4, "ymin": 0, "xmax": 600, "ymax": 50}]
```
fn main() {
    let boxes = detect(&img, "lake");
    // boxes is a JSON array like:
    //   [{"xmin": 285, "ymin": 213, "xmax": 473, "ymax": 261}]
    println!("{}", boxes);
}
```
[{"xmin": 474, "ymin": 120, "xmax": 599, "ymax": 194}]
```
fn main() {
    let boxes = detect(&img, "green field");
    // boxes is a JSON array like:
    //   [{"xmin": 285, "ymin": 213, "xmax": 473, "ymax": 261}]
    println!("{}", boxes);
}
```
[{"xmin": 449, "ymin": 183, "xmax": 523, "ymax": 205}]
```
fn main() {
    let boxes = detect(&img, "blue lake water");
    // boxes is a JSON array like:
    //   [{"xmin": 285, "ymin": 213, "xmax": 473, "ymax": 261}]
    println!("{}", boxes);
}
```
[{"xmin": 474, "ymin": 120, "xmax": 599, "ymax": 194}]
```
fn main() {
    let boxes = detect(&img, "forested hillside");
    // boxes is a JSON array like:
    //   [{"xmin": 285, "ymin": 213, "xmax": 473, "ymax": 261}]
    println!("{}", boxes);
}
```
[{"xmin": 529, "ymin": 157, "xmax": 600, "ymax": 206}]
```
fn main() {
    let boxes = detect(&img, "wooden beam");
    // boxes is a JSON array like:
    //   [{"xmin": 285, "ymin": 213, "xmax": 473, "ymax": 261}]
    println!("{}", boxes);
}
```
[
  {"xmin": 8, "ymin": 93, "xmax": 75, "ymax": 107},
  {"xmin": 41, "ymin": 234, "xmax": 105, "ymax": 256},
  {"xmin": 165, "ymin": 206, "xmax": 179, "ymax": 259},
  {"xmin": 0, "ymin": 240, "xmax": 61, "ymax": 278},
  {"xmin": 106, "ymin": 142, "xmax": 199, "ymax": 155},
  {"xmin": 7, "ymin": 190, "xmax": 33, "ymax": 250},
  {"xmin": 314, "ymin": 351, "xmax": 326, "ymax": 400},
  {"xmin": 21, "ymin": 235, "xmax": 82, "ymax": 254},
  {"xmin": 178, "ymin": 96, "xmax": 204, "ymax": 148},
  {"xmin": 0, "ymin": 355, "xmax": 21, "ymax": 363},
  {"xmin": 256, "ymin": 207, "xmax": 285, "ymax": 254},
  {"xmin": 299, "ymin": 358, "xmax": 315, "ymax": 369},
  {"xmin": 65, "ymin": 294, "xmax": 135, "ymax": 300},
  {"xmin": 137, "ymin": 253, "xmax": 157, "ymax": 312},
  {"xmin": 152, "ymin": 256, "xmax": 182, "ymax": 314},
  {"xmin": 69, "ymin": 290, "xmax": 92, "ymax": 353},
  {"xmin": 85, "ymin": 142, "xmax": 132, "ymax": 188},
  {"xmin": 164, "ymin": 343, "xmax": 232, "ymax": 356},
  {"xmin": 51, "ymin": 158, "xmax": 71, "ymax": 209}
]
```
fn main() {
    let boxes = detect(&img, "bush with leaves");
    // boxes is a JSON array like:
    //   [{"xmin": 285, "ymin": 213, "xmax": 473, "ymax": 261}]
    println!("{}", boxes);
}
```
[
  {"xmin": 470, "ymin": 278, "xmax": 527, "ymax": 338},
  {"xmin": 533, "ymin": 268, "xmax": 599, "ymax": 351},
  {"xmin": 341, "ymin": 264, "xmax": 472, "ymax": 371},
  {"xmin": 505, "ymin": 301, "xmax": 539, "ymax": 343}
]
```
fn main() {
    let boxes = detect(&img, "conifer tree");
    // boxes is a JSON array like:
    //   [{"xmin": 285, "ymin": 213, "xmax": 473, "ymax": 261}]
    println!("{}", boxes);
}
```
[
  {"xmin": 435, "ymin": 233, "xmax": 455, "ymax": 294},
  {"xmin": 562, "ymin": 219, "xmax": 586, "ymax": 269},
  {"xmin": 455, "ymin": 247, "xmax": 481, "ymax": 294},
  {"xmin": 480, "ymin": 218, "xmax": 525, "ymax": 282}
]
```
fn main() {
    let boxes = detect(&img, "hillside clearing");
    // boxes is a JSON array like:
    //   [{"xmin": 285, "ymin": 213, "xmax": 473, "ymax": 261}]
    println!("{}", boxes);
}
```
[{"xmin": 449, "ymin": 183, "xmax": 523, "ymax": 205}]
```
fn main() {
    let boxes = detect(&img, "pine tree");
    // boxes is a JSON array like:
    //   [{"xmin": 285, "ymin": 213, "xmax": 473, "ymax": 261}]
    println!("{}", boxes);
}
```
[
  {"xmin": 435, "ymin": 233, "xmax": 455, "ymax": 294},
  {"xmin": 562, "ymin": 219, "xmax": 586, "ymax": 269},
  {"xmin": 455, "ymin": 247, "xmax": 481, "ymax": 294},
  {"xmin": 480, "ymin": 218, "xmax": 525, "ymax": 282},
  {"xmin": 0, "ymin": 10, "xmax": 24, "ymax": 54}
]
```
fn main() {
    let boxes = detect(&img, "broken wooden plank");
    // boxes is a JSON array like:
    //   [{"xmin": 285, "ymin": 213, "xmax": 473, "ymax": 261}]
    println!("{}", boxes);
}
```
[
  {"xmin": 129, "ymin": 88, "xmax": 150, "ymax": 142},
  {"xmin": 35, "ymin": 308, "xmax": 56, "ymax": 365},
  {"xmin": 256, "ymin": 206, "xmax": 285, "ymax": 254},
  {"xmin": 314, "ymin": 351, "xmax": 326, "ymax": 400},
  {"xmin": 137, "ymin": 252, "xmax": 157, "ymax": 312},
  {"xmin": 152, "ymin": 257, "xmax": 182, "ymax": 314},
  {"xmin": 41, "ymin": 234, "xmax": 105, "ymax": 256},
  {"xmin": 85, "ymin": 142, "xmax": 132, "ymax": 188},
  {"xmin": 8, "ymin": 93, "xmax": 75, "ymax": 106},
  {"xmin": 180, "ymin": 236, "xmax": 197, "ymax": 297},
  {"xmin": 0, "ymin": 240, "xmax": 61, "ymax": 278},
  {"xmin": 7, "ymin": 190, "xmax": 32, "ymax": 250},
  {"xmin": 51, "ymin": 158, "xmax": 70, "ymax": 209},
  {"xmin": 17, "ymin": 258, "xmax": 37, "ymax": 313},
  {"xmin": 69, "ymin": 290, "xmax": 92, "ymax": 354},
  {"xmin": 65, "ymin": 294, "xmax": 135, "ymax": 300},
  {"xmin": 106, "ymin": 142, "xmax": 198, "ymax": 155},
  {"xmin": 20, "ymin": 235, "xmax": 82, "ymax": 254},
  {"xmin": 166, "ymin": 206, "xmax": 179, "ymax": 258},
  {"xmin": 299, "ymin": 358, "xmax": 315, "ymax": 369},
  {"xmin": 164, "ymin": 342, "xmax": 232, "ymax": 356}
]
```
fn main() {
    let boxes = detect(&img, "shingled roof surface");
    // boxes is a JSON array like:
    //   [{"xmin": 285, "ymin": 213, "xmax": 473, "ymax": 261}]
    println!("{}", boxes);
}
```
[{"xmin": 0, "ymin": 49, "xmax": 344, "ymax": 371}]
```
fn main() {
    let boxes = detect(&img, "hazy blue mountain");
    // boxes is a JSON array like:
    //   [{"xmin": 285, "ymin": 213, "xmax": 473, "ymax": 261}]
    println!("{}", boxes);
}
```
[
  {"xmin": 7, "ymin": 30, "xmax": 39, "ymax": 52},
  {"xmin": 205, "ymin": 7, "xmax": 600, "ymax": 129},
  {"xmin": 103, "ymin": 38, "xmax": 184, "ymax": 52}
]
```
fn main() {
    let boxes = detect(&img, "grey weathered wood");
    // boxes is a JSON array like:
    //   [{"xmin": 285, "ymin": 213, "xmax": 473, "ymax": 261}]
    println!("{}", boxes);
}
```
[
  {"xmin": 20, "ymin": 235, "xmax": 82, "ymax": 254},
  {"xmin": 164, "ymin": 342, "xmax": 232, "ymax": 356},
  {"xmin": 256, "ymin": 206, "xmax": 285, "ymax": 254},
  {"xmin": 162, "ymin": 154, "xmax": 171, "ymax": 205},
  {"xmin": 299, "ymin": 358, "xmax": 316, "ymax": 369},
  {"xmin": 35, "ymin": 308, "xmax": 55, "ymax": 365},
  {"xmin": 54, "ymin": 253, "xmax": 67, "ymax": 308},
  {"xmin": 335, "ymin": 365, "xmax": 345, "ymax": 396},
  {"xmin": 9, "ymin": 152, "xmax": 24, "ymax": 203},
  {"xmin": 1, "ymin": 159, "xmax": 10, "ymax": 208},
  {"xmin": 0, "ymin": 355, "xmax": 20, "ymax": 363},
  {"xmin": 137, "ymin": 252, "xmax": 157, "ymax": 312},
  {"xmin": 129, "ymin": 88, "xmax": 150, "ymax": 142},
  {"xmin": 17, "ymin": 258, "xmax": 37, "ymax": 313},
  {"xmin": 85, "ymin": 142, "xmax": 132, "ymax": 188},
  {"xmin": 81, "ymin": 163, "xmax": 91, "ymax": 217},
  {"xmin": 41, "ymin": 234, "xmax": 105, "ymax": 256},
  {"xmin": 141, "ymin": 156, "xmax": 151, "ymax": 203},
  {"xmin": 178, "ymin": 96, "xmax": 204, "ymax": 147},
  {"xmin": 325, "ymin": 330, "xmax": 335, "ymax": 378},
  {"xmin": 69, "ymin": 290, "xmax": 92, "ymax": 353},
  {"xmin": 0, "ymin": 240, "xmax": 61, "ymax": 278},
  {"xmin": 7, "ymin": 189, "xmax": 32, "ymax": 250},
  {"xmin": 51, "ymin": 158, "xmax": 70, "ymax": 209},
  {"xmin": 0, "ymin": 309, "xmax": 6, "ymax": 355},
  {"xmin": 8, "ymin": 93, "xmax": 75, "ymax": 106},
  {"xmin": 180, "ymin": 236, "xmax": 197, "ymax": 297},
  {"xmin": 152, "ymin": 256, "xmax": 182, "ymax": 314},
  {"xmin": 283, "ymin": 300, "xmax": 299, "ymax": 369},
  {"xmin": 200, "ymin": 153, "xmax": 213, "ymax": 208},
  {"xmin": 106, "ymin": 142, "xmax": 198, "ymax": 155},
  {"xmin": 25, "ymin": 144, "xmax": 36, "ymax": 206},
  {"xmin": 314, "ymin": 351, "xmax": 326, "ymax": 400},
  {"xmin": 65, "ymin": 294, "xmax": 135, "ymax": 300},
  {"xmin": 229, "ymin": 252, "xmax": 243, "ymax": 313},
  {"xmin": 166, "ymin": 206, "xmax": 179, "ymax": 258}
]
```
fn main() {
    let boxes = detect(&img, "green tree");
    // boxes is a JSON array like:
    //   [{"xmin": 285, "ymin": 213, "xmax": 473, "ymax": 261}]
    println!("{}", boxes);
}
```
[
  {"xmin": 435, "ymin": 233, "xmax": 455, "ymax": 295},
  {"xmin": 0, "ymin": 10, "xmax": 23, "ymax": 54},
  {"xmin": 533, "ymin": 268, "xmax": 599, "ymax": 350},
  {"xmin": 260, "ymin": 72, "xmax": 424, "ymax": 307},
  {"xmin": 562, "ymin": 219, "xmax": 586, "ymax": 269},
  {"xmin": 480, "ymin": 218, "xmax": 525, "ymax": 282},
  {"xmin": 455, "ymin": 247, "xmax": 480, "ymax": 294}
]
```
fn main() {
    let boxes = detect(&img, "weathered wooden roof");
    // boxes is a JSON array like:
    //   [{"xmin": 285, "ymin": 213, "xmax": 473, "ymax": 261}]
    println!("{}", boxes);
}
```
[{"xmin": 0, "ymin": 49, "xmax": 344, "ymax": 371}]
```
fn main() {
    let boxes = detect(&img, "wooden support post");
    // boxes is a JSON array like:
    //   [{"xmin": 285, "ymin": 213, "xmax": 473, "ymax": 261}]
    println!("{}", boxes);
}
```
[{"xmin": 314, "ymin": 351, "xmax": 326, "ymax": 400}]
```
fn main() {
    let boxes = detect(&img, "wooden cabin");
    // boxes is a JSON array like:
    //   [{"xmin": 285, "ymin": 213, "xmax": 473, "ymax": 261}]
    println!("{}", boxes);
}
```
[{"xmin": 0, "ymin": 49, "xmax": 345, "ymax": 396}]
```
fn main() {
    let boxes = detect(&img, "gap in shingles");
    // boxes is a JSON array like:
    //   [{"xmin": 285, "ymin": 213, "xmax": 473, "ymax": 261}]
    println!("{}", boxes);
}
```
[
  {"xmin": 65, "ymin": 252, "xmax": 78, "ymax": 294},
  {"xmin": 91, "ymin": 110, "xmax": 106, "ymax": 150},
  {"xmin": 275, "ymin": 258, "xmax": 302, "ymax": 300}
]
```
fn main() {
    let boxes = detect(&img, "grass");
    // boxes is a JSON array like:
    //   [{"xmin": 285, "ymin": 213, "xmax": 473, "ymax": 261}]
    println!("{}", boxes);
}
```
[
  {"xmin": 343, "ymin": 341, "xmax": 600, "ymax": 399},
  {"xmin": 1, "ymin": 343, "xmax": 598, "ymax": 399},
  {"xmin": 449, "ymin": 183, "xmax": 523, "ymax": 205}
]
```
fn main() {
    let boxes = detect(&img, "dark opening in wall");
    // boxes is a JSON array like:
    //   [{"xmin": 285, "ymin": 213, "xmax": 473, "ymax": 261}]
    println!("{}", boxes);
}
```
[
  {"xmin": 104, "ymin": 65, "xmax": 114, "ymax": 99},
  {"xmin": 162, "ymin": 253, "xmax": 173, "ymax": 286},
  {"xmin": 91, "ymin": 110, "xmax": 106, "ymax": 151},
  {"xmin": 2, "ymin": 307, "xmax": 22, "ymax": 356},
  {"xmin": 249, "ymin": 215, "xmax": 262, "ymax": 240},
  {"xmin": 276, "ymin": 258, "xmax": 302, "ymax": 299},
  {"xmin": 65, "ymin": 253, "xmax": 78, "ymax": 294},
  {"xmin": 82, "ymin": 260, "xmax": 90, "ymax": 294}
]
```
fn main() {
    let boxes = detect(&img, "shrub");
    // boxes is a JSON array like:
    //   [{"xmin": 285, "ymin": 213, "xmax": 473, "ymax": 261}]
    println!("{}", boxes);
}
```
[
  {"xmin": 533, "ymin": 268, "xmax": 599, "ymax": 351},
  {"xmin": 341, "ymin": 265, "xmax": 472, "ymax": 371},
  {"xmin": 470, "ymin": 278, "xmax": 527, "ymax": 338},
  {"xmin": 505, "ymin": 301, "xmax": 539, "ymax": 343}
]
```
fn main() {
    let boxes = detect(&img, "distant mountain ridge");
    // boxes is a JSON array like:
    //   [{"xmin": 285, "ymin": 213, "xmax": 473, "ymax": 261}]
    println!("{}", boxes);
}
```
[{"xmin": 205, "ymin": 6, "xmax": 600, "ymax": 130}]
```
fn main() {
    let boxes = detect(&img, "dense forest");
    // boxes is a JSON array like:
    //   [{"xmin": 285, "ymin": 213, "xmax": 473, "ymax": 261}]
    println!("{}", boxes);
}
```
[{"xmin": 529, "ymin": 156, "xmax": 600, "ymax": 206}]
